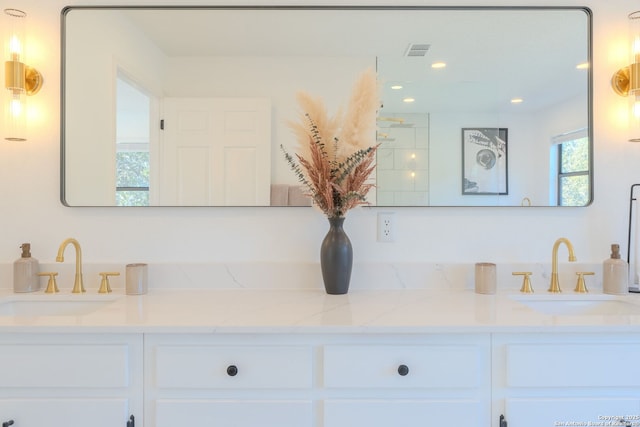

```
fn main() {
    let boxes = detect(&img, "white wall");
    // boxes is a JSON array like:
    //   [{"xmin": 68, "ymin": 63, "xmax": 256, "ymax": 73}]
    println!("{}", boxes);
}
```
[{"xmin": 0, "ymin": 0, "xmax": 635, "ymax": 273}]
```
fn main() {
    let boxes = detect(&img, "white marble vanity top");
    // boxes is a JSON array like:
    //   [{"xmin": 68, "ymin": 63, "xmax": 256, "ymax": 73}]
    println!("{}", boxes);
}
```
[{"xmin": 0, "ymin": 289, "xmax": 639, "ymax": 333}]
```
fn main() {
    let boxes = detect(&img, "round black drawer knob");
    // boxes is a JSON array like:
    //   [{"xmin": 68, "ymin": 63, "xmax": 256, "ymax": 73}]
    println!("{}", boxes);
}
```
[
  {"xmin": 397, "ymin": 364, "xmax": 409, "ymax": 376},
  {"xmin": 226, "ymin": 365, "xmax": 238, "ymax": 376}
]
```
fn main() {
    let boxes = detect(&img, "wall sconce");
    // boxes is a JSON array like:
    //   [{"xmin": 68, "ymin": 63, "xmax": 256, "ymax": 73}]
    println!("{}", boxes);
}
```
[
  {"xmin": 612, "ymin": 11, "xmax": 640, "ymax": 142},
  {"xmin": 3, "ymin": 8, "xmax": 43, "ymax": 141}
]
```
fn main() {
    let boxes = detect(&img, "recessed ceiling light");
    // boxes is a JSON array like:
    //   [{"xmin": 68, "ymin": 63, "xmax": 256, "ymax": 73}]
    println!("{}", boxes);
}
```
[
  {"xmin": 511, "ymin": 98, "xmax": 524, "ymax": 104},
  {"xmin": 403, "ymin": 97, "xmax": 416, "ymax": 103},
  {"xmin": 576, "ymin": 62, "xmax": 589, "ymax": 69},
  {"xmin": 431, "ymin": 62, "xmax": 446, "ymax": 69},
  {"xmin": 391, "ymin": 85, "xmax": 403, "ymax": 90}
]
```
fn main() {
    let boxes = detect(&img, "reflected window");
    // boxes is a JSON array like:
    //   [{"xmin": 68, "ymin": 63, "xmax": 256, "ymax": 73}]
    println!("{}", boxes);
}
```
[
  {"xmin": 116, "ymin": 151, "xmax": 149, "ymax": 206},
  {"xmin": 553, "ymin": 130, "xmax": 590, "ymax": 206},
  {"xmin": 116, "ymin": 74, "xmax": 151, "ymax": 206}
]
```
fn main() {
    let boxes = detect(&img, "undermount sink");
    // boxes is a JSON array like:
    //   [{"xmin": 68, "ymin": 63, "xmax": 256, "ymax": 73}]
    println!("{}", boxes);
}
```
[
  {"xmin": 511, "ymin": 294, "xmax": 640, "ymax": 315},
  {"xmin": 0, "ymin": 295, "xmax": 119, "ymax": 317}
]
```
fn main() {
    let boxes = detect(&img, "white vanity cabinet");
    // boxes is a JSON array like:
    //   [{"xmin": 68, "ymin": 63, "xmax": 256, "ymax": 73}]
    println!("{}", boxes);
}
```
[
  {"xmin": 9, "ymin": 313, "xmax": 640, "ymax": 427},
  {"xmin": 145, "ymin": 333, "xmax": 491, "ymax": 427},
  {"xmin": 492, "ymin": 333, "xmax": 640, "ymax": 427},
  {"xmin": 0, "ymin": 333, "xmax": 143, "ymax": 427}
]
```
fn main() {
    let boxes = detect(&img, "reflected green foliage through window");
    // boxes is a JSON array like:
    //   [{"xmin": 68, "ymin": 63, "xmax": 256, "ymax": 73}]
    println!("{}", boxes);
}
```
[
  {"xmin": 560, "ymin": 175, "xmax": 589, "ymax": 206},
  {"xmin": 116, "ymin": 151, "xmax": 150, "ymax": 206},
  {"xmin": 116, "ymin": 191, "xmax": 149, "ymax": 206},
  {"xmin": 560, "ymin": 137, "xmax": 589, "ymax": 173},
  {"xmin": 558, "ymin": 136, "xmax": 590, "ymax": 206},
  {"xmin": 116, "ymin": 152, "xmax": 149, "ymax": 187}
]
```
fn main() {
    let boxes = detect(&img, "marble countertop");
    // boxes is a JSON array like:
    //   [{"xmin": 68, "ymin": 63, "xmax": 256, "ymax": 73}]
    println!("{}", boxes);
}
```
[{"xmin": 1, "ymin": 289, "xmax": 640, "ymax": 333}]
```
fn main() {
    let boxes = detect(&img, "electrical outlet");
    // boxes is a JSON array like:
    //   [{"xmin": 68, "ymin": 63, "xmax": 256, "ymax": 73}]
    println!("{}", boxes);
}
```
[{"xmin": 377, "ymin": 213, "xmax": 395, "ymax": 242}]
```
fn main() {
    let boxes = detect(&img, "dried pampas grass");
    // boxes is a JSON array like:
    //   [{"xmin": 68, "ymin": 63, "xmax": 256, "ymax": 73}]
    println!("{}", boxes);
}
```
[{"xmin": 281, "ymin": 68, "xmax": 380, "ymax": 218}]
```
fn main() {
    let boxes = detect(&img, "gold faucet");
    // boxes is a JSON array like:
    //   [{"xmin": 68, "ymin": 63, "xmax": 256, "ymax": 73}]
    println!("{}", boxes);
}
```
[
  {"xmin": 56, "ymin": 238, "xmax": 85, "ymax": 293},
  {"xmin": 548, "ymin": 237, "xmax": 577, "ymax": 293}
]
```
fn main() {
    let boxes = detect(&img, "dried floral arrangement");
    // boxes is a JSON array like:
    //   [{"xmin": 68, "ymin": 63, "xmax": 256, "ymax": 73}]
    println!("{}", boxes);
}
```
[{"xmin": 282, "ymin": 68, "xmax": 380, "ymax": 219}]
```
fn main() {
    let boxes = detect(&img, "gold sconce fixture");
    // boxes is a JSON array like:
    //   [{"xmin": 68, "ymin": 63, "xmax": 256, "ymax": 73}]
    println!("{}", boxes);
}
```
[
  {"xmin": 3, "ymin": 8, "xmax": 43, "ymax": 142},
  {"xmin": 612, "ymin": 11, "xmax": 640, "ymax": 142}
]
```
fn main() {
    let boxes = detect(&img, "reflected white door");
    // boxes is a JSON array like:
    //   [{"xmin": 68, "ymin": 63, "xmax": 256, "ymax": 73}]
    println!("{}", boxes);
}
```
[{"xmin": 161, "ymin": 98, "xmax": 271, "ymax": 205}]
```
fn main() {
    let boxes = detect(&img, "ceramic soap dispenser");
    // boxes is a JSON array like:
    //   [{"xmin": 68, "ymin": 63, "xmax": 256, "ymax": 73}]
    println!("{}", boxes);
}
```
[
  {"xmin": 13, "ymin": 243, "xmax": 40, "ymax": 293},
  {"xmin": 603, "ymin": 243, "xmax": 628, "ymax": 295}
]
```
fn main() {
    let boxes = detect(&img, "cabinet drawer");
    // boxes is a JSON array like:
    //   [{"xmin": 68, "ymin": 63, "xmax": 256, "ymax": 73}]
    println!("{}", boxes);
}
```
[
  {"xmin": 154, "ymin": 345, "xmax": 312, "ymax": 389},
  {"xmin": 323, "ymin": 345, "xmax": 482, "ymax": 388},
  {"xmin": 324, "ymin": 399, "xmax": 485, "ymax": 427},
  {"xmin": 0, "ymin": 398, "xmax": 130, "ymax": 427},
  {"xmin": 505, "ymin": 397, "xmax": 640, "ymax": 427},
  {"xmin": 506, "ymin": 343, "xmax": 640, "ymax": 387},
  {"xmin": 155, "ymin": 399, "xmax": 312, "ymax": 427},
  {"xmin": 0, "ymin": 344, "xmax": 130, "ymax": 388}
]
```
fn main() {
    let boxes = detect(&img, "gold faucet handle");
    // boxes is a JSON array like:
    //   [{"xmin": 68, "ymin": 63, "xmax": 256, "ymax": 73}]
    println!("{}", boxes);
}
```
[
  {"xmin": 38, "ymin": 272, "xmax": 59, "ymax": 294},
  {"xmin": 98, "ymin": 272, "xmax": 120, "ymax": 294},
  {"xmin": 512, "ymin": 272, "xmax": 534, "ymax": 293},
  {"xmin": 574, "ymin": 272, "xmax": 594, "ymax": 293}
]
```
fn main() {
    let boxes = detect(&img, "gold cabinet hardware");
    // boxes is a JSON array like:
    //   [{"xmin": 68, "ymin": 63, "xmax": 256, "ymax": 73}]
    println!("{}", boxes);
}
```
[
  {"xmin": 98, "ymin": 272, "xmax": 120, "ymax": 294},
  {"xmin": 513, "ymin": 272, "xmax": 534, "ymax": 293},
  {"xmin": 38, "ymin": 272, "xmax": 59, "ymax": 293},
  {"xmin": 574, "ymin": 272, "xmax": 594, "ymax": 293}
]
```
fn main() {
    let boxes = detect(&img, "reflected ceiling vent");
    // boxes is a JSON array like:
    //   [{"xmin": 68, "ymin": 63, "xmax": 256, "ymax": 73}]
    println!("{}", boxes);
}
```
[{"xmin": 405, "ymin": 43, "xmax": 431, "ymax": 57}]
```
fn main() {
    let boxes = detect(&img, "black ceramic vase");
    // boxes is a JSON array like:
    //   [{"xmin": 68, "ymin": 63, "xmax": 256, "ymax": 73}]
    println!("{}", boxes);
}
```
[{"xmin": 320, "ymin": 217, "xmax": 353, "ymax": 295}]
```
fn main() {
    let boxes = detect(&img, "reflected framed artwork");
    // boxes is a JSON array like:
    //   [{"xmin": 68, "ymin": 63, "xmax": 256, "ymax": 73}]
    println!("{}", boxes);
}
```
[{"xmin": 462, "ymin": 128, "xmax": 508, "ymax": 195}]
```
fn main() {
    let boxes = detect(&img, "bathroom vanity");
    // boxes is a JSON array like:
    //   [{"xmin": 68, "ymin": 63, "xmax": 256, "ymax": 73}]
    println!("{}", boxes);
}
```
[{"xmin": 0, "ymin": 289, "xmax": 639, "ymax": 427}]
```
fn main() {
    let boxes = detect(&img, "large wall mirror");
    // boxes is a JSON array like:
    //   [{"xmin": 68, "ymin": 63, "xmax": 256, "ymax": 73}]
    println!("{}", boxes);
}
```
[{"xmin": 61, "ymin": 6, "xmax": 592, "ymax": 207}]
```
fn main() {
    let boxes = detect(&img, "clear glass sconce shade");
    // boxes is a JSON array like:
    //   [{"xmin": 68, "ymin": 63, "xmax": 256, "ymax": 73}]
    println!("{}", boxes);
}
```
[
  {"xmin": 627, "ymin": 12, "xmax": 640, "ymax": 142},
  {"xmin": 631, "ymin": 11, "xmax": 640, "ymax": 62},
  {"xmin": 4, "ymin": 87, "xmax": 26, "ymax": 141},
  {"xmin": 4, "ymin": 9, "xmax": 25, "ymax": 61},
  {"xmin": 3, "ymin": 8, "xmax": 27, "ymax": 141}
]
